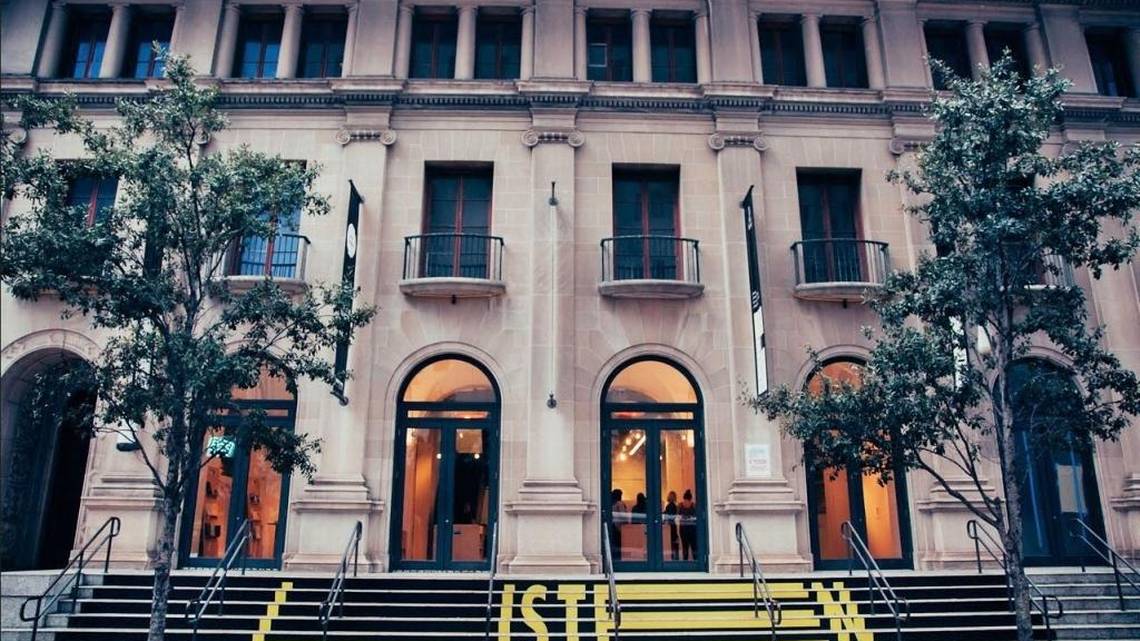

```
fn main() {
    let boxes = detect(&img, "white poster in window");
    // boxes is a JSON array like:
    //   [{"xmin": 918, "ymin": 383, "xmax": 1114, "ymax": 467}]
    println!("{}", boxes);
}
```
[{"xmin": 745, "ymin": 443, "xmax": 771, "ymax": 478}]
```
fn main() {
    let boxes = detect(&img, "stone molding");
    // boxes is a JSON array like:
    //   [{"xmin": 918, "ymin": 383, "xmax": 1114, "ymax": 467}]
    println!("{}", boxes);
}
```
[
  {"xmin": 335, "ymin": 127, "xmax": 398, "ymax": 146},
  {"xmin": 888, "ymin": 136, "xmax": 928, "ymax": 155},
  {"xmin": 4, "ymin": 126, "xmax": 28, "ymax": 146},
  {"xmin": 521, "ymin": 127, "xmax": 584, "ymax": 148},
  {"xmin": 707, "ymin": 131, "xmax": 767, "ymax": 152}
]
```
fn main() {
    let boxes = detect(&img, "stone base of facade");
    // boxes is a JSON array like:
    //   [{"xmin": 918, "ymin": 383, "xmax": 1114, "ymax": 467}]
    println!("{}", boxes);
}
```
[
  {"xmin": 714, "ymin": 478, "xmax": 811, "ymax": 573},
  {"xmin": 503, "ymin": 478, "xmax": 594, "ymax": 573}
]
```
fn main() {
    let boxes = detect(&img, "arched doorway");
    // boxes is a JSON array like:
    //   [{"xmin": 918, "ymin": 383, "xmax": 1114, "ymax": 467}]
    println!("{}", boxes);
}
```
[
  {"xmin": 179, "ymin": 371, "xmax": 296, "ymax": 568},
  {"xmin": 390, "ymin": 355, "xmax": 500, "ymax": 571},
  {"xmin": 1008, "ymin": 359, "xmax": 1106, "ymax": 566},
  {"xmin": 804, "ymin": 359, "xmax": 913, "ymax": 570},
  {"xmin": 0, "ymin": 352, "xmax": 96, "ymax": 570},
  {"xmin": 601, "ymin": 357, "xmax": 706, "ymax": 571}
]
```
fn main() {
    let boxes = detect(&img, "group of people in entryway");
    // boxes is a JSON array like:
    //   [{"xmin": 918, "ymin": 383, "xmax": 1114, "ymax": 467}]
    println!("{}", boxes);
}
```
[{"xmin": 610, "ymin": 488, "xmax": 698, "ymax": 561}]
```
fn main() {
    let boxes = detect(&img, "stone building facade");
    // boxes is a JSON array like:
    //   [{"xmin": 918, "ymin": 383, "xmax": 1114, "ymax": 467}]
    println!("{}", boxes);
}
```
[{"xmin": 1, "ymin": 0, "xmax": 1138, "ymax": 576}]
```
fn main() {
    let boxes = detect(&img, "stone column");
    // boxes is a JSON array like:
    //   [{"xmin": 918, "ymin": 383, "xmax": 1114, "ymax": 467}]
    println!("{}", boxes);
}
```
[
  {"xmin": 37, "ymin": 1, "xmax": 70, "ymax": 78},
  {"xmin": 1125, "ymin": 29, "xmax": 1140, "ymax": 96},
  {"xmin": 393, "ymin": 3, "xmax": 414, "ymax": 78},
  {"xmin": 694, "ymin": 8, "xmax": 712, "ymax": 84},
  {"xmin": 342, "ymin": 2, "xmax": 359, "ymax": 76},
  {"xmin": 574, "ymin": 7, "xmax": 588, "ymax": 80},
  {"xmin": 215, "ymin": 3, "xmax": 242, "ymax": 78},
  {"xmin": 277, "ymin": 2, "xmax": 304, "ymax": 79},
  {"xmin": 862, "ymin": 15, "xmax": 886, "ymax": 90},
  {"xmin": 99, "ymin": 3, "xmax": 132, "ymax": 78},
  {"xmin": 168, "ymin": 2, "xmax": 187, "ymax": 61},
  {"xmin": 748, "ymin": 12, "xmax": 763, "ymax": 83},
  {"xmin": 965, "ymin": 20, "xmax": 989, "ymax": 80},
  {"xmin": 801, "ymin": 13, "xmax": 826, "ymax": 88},
  {"xmin": 631, "ymin": 9, "xmax": 651, "ymax": 82},
  {"xmin": 519, "ymin": 5, "xmax": 534, "ymax": 80},
  {"xmin": 455, "ymin": 5, "xmax": 478, "ymax": 79},
  {"xmin": 1023, "ymin": 23, "xmax": 1048, "ymax": 75}
]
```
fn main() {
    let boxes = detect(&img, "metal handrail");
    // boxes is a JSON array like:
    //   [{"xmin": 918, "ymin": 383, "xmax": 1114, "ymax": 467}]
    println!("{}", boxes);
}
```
[
  {"xmin": 402, "ymin": 233, "xmax": 505, "ymax": 281},
  {"xmin": 483, "ymin": 520, "xmax": 499, "ymax": 641},
  {"xmin": 599, "ymin": 235, "xmax": 701, "ymax": 284},
  {"xmin": 187, "ymin": 518, "xmax": 251, "ymax": 641},
  {"xmin": 319, "ymin": 520, "xmax": 362, "ymax": 640},
  {"xmin": 966, "ymin": 519, "xmax": 1065, "ymax": 635},
  {"xmin": 790, "ymin": 238, "xmax": 890, "ymax": 287},
  {"xmin": 228, "ymin": 232, "xmax": 312, "ymax": 280},
  {"xmin": 735, "ymin": 523, "xmax": 782, "ymax": 640},
  {"xmin": 840, "ymin": 521, "xmax": 910, "ymax": 641},
  {"xmin": 19, "ymin": 516, "xmax": 122, "ymax": 641},
  {"xmin": 601, "ymin": 524, "xmax": 622, "ymax": 641},
  {"xmin": 1069, "ymin": 518, "xmax": 1139, "ymax": 610}
]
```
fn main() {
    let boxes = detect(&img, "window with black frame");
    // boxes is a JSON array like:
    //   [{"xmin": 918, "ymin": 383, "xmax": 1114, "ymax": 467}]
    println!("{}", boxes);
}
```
[
  {"xmin": 924, "ymin": 22, "xmax": 971, "ymax": 89},
  {"xmin": 124, "ymin": 8, "xmax": 175, "ymax": 78},
  {"xmin": 820, "ymin": 20, "xmax": 867, "ymax": 88},
  {"xmin": 612, "ymin": 169, "xmax": 680, "ymax": 281},
  {"xmin": 410, "ymin": 10, "xmax": 458, "ymax": 79},
  {"xmin": 66, "ymin": 174, "xmax": 119, "ymax": 227},
  {"xmin": 474, "ymin": 11, "xmax": 522, "ymax": 79},
  {"xmin": 234, "ymin": 11, "xmax": 284, "ymax": 78},
  {"xmin": 757, "ymin": 16, "xmax": 806, "ymax": 86},
  {"xmin": 421, "ymin": 167, "xmax": 493, "ymax": 279},
  {"xmin": 797, "ymin": 172, "xmax": 862, "ymax": 284},
  {"xmin": 232, "ymin": 208, "xmax": 302, "ymax": 279},
  {"xmin": 587, "ymin": 13, "xmax": 633, "ymax": 81},
  {"xmin": 298, "ymin": 10, "xmax": 348, "ymax": 78},
  {"xmin": 1086, "ymin": 28, "xmax": 1135, "ymax": 98},
  {"xmin": 62, "ymin": 8, "xmax": 111, "ymax": 78},
  {"xmin": 985, "ymin": 23, "xmax": 1030, "ymax": 77},
  {"xmin": 650, "ymin": 14, "xmax": 696, "ymax": 83}
]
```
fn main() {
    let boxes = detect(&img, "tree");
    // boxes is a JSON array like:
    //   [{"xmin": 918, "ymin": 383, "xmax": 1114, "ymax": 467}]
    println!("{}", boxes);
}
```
[
  {"xmin": 1, "ymin": 55, "xmax": 375, "ymax": 641},
  {"xmin": 750, "ymin": 57, "xmax": 1140, "ymax": 641}
]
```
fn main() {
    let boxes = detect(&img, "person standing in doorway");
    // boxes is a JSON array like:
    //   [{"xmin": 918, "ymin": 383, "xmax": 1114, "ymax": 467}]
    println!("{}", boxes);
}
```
[
  {"xmin": 610, "ymin": 488, "xmax": 629, "ymax": 560},
  {"xmin": 679, "ymin": 489, "xmax": 697, "ymax": 561},
  {"xmin": 664, "ymin": 490, "xmax": 679, "ymax": 560}
]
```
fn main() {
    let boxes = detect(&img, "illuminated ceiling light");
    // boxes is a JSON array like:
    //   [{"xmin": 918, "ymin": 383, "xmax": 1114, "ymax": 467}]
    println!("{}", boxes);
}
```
[
  {"xmin": 629, "ymin": 433, "xmax": 647, "ymax": 456},
  {"xmin": 619, "ymin": 453, "xmax": 627, "ymax": 461},
  {"xmin": 436, "ymin": 453, "xmax": 442, "ymax": 460},
  {"xmin": 474, "ymin": 453, "xmax": 480, "ymax": 459}
]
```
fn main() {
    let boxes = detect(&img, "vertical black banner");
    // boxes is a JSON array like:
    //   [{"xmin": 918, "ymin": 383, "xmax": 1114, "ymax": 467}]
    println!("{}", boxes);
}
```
[
  {"xmin": 332, "ymin": 181, "xmax": 363, "ymax": 404},
  {"xmin": 741, "ymin": 186, "xmax": 769, "ymax": 395}
]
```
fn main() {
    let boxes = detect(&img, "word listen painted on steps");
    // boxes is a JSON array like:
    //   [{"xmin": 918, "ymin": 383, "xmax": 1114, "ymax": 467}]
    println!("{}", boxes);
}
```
[{"xmin": 496, "ymin": 581, "xmax": 873, "ymax": 641}]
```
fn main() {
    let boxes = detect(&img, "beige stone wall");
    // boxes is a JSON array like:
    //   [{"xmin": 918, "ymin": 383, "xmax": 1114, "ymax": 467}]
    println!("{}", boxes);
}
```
[{"xmin": 2, "ymin": 0, "xmax": 1138, "ymax": 574}]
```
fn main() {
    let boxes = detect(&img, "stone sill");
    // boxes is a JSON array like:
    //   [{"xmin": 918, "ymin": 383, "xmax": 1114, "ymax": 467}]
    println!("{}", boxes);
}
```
[
  {"xmin": 793, "ymin": 282, "xmax": 880, "ymax": 303},
  {"xmin": 399, "ymin": 277, "xmax": 506, "ymax": 299},
  {"xmin": 598, "ymin": 279, "xmax": 704, "ymax": 299},
  {"xmin": 220, "ymin": 275, "xmax": 308, "ymax": 296}
]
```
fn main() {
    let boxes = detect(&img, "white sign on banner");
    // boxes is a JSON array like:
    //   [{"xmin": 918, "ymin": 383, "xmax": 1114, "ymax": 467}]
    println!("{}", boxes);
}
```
[{"xmin": 744, "ymin": 443, "xmax": 771, "ymax": 478}]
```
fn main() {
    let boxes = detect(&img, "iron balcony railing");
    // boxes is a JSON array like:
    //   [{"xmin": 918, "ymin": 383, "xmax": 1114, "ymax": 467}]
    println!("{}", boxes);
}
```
[
  {"xmin": 228, "ymin": 233, "xmax": 311, "ymax": 280},
  {"xmin": 1035, "ymin": 253, "xmax": 1076, "ymax": 289},
  {"xmin": 600, "ymin": 235, "xmax": 700, "ymax": 284},
  {"xmin": 403, "ymin": 233, "xmax": 504, "ymax": 281},
  {"xmin": 791, "ymin": 239, "xmax": 889, "ymax": 287}
]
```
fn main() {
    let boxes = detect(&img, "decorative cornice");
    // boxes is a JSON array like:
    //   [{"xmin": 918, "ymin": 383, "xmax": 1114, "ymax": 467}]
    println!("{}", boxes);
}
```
[
  {"xmin": 521, "ymin": 127, "xmax": 584, "ymax": 148},
  {"xmin": 335, "ymin": 127, "xmax": 397, "ymax": 146},
  {"xmin": 707, "ymin": 131, "xmax": 767, "ymax": 152}
]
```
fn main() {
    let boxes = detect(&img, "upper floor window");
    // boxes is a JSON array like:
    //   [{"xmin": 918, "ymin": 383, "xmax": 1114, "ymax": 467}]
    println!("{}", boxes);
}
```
[
  {"xmin": 232, "ymin": 208, "xmax": 303, "ymax": 278},
  {"xmin": 924, "ymin": 22, "xmax": 971, "ymax": 89},
  {"xmin": 64, "ymin": 8, "xmax": 111, "ymax": 79},
  {"xmin": 66, "ymin": 175, "xmax": 119, "ymax": 227},
  {"xmin": 475, "ymin": 10, "xmax": 522, "ymax": 80},
  {"xmin": 234, "ymin": 11, "xmax": 284, "ymax": 78},
  {"xmin": 1086, "ymin": 28, "xmax": 1135, "ymax": 98},
  {"xmin": 421, "ymin": 166, "xmax": 493, "ymax": 278},
  {"xmin": 299, "ymin": 10, "xmax": 348, "ymax": 78},
  {"xmin": 125, "ymin": 8, "xmax": 175, "ymax": 78},
  {"xmin": 587, "ymin": 12, "xmax": 633, "ymax": 82},
  {"xmin": 758, "ymin": 16, "xmax": 806, "ymax": 86},
  {"xmin": 985, "ymin": 24, "xmax": 1030, "ymax": 77},
  {"xmin": 650, "ymin": 13, "xmax": 696, "ymax": 83},
  {"xmin": 410, "ymin": 10, "xmax": 458, "ymax": 79},
  {"xmin": 796, "ymin": 171, "xmax": 862, "ymax": 284},
  {"xmin": 612, "ymin": 168, "xmax": 680, "ymax": 280},
  {"xmin": 820, "ymin": 20, "xmax": 867, "ymax": 88}
]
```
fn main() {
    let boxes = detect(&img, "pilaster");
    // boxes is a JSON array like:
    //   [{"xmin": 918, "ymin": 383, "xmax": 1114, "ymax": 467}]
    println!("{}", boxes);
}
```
[
  {"xmin": 631, "ymin": 9, "xmax": 652, "ymax": 83},
  {"xmin": 1038, "ymin": 4, "xmax": 1097, "ymax": 92},
  {"xmin": 99, "ymin": 3, "xmax": 132, "ymax": 79},
  {"xmin": 862, "ymin": 15, "xmax": 886, "ymax": 90},
  {"xmin": 277, "ymin": 2, "xmax": 304, "ymax": 79},
  {"xmin": 393, "ymin": 3, "xmax": 414, "ymax": 78},
  {"xmin": 573, "ymin": 6, "xmax": 587, "ymax": 80},
  {"xmin": 801, "ymin": 14, "xmax": 826, "ymax": 88},
  {"xmin": 694, "ymin": 8, "xmax": 712, "ymax": 84},
  {"xmin": 874, "ymin": 0, "xmax": 928, "ymax": 89},
  {"xmin": 36, "ymin": 1, "xmax": 70, "ymax": 78},
  {"xmin": 454, "ymin": 5, "xmax": 478, "ymax": 80},
  {"xmin": 1023, "ymin": 23, "xmax": 1048, "ymax": 75},
  {"xmin": 214, "ymin": 2, "xmax": 242, "ymax": 78},
  {"xmin": 965, "ymin": 20, "xmax": 989, "ymax": 80},
  {"xmin": 520, "ymin": 5, "xmax": 535, "ymax": 80}
]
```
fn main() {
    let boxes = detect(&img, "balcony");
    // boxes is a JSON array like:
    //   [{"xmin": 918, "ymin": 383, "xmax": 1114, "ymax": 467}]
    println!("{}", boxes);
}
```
[
  {"xmin": 598, "ymin": 236, "xmax": 703, "ymax": 299},
  {"xmin": 791, "ymin": 239, "xmax": 889, "ymax": 303},
  {"xmin": 399, "ymin": 233, "xmax": 505, "ymax": 298},
  {"xmin": 223, "ymin": 233, "xmax": 310, "ymax": 294},
  {"xmin": 1029, "ymin": 253, "xmax": 1076, "ymax": 290}
]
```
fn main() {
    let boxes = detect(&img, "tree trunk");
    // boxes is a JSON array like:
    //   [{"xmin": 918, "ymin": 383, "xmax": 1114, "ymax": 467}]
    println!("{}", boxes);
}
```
[
  {"xmin": 147, "ymin": 485, "xmax": 181, "ymax": 641},
  {"xmin": 995, "ymin": 371, "xmax": 1035, "ymax": 641}
]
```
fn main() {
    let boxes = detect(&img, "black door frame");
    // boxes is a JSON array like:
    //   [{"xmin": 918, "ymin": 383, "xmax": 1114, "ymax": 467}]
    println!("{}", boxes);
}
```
[
  {"xmin": 600, "ymin": 356, "xmax": 708, "ymax": 572},
  {"xmin": 389, "ymin": 354, "xmax": 500, "ymax": 572},
  {"xmin": 178, "ymin": 397, "xmax": 296, "ymax": 570},
  {"xmin": 1018, "ymin": 435, "xmax": 1107, "ymax": 567}
]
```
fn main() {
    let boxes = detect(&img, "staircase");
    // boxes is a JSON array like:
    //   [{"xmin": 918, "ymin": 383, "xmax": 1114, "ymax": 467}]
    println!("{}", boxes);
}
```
[
  {"xmin": 0, "ymin": 570, "xmax": 1074, "ymax": 640},
  {"xmin": 1033, "ymin": 569, "xmax": 1140, "ymax": 640}
]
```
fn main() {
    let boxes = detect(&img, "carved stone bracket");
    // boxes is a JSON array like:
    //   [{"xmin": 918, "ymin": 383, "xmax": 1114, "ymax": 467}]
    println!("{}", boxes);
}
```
[
  {"xmin": 4, "ymin": 127, "xmax": 28, "ymax": 147},
  {"xmin": 888, "ymin": 136, "xmax": 927, "ymax": 155},
  {"xmin": 521, "ymin": 128, "xmax": 585, "ymax": 148},
  {"xmin": 335, "ymin": 127, "xmax": 398, "ymax": 146},
  {"xmin": 707, "ymin": 131, "xmax": 767, "ymax": 152}
]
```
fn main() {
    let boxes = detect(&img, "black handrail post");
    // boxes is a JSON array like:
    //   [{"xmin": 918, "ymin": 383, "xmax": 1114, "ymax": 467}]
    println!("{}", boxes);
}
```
[
  {"xmin": 1114, "ymin": 553, "xmax": 1124, "ymax": 610},
  {"xmin": 31, "ymin": 598, "xmax": 41, "ymax": 641}
]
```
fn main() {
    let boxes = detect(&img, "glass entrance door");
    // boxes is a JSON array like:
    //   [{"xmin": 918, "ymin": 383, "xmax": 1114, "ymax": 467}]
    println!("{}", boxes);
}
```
[
  {"xmin": 1018, "ymin": 436, "xmax": 1105, "ymax": 566},
  {"xmin": 808, "ymin": 463, "xmax": 911, "ymax": 570}
]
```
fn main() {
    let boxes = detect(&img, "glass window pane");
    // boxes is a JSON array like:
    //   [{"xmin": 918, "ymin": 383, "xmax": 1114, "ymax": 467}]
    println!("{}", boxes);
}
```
[
  {"xmin": 403, "ymin": 359, "xmax": 495, "ymax": 403},
  {"xmin": 862, "ymin": 471, "xmax": 903, "ymax": 559},
  {"xmin": 401, "ymin": 428, "xmax": 442, "ymax": 561},
  {"xmin": 816, "ymin": 467, "xmax": 852, "ymax": 560},
  {"xmin": 188, "ymin": 429, "xmax": 234, "ymax": 560},
  {"xmin": 244, "ymin": 446, "xmax": 283, "ymax": 559},
  {"xmin": 660, "ymin": 430, "xmax": 699, "ymax": 563},
  {"xmin": 606, "ymin": 360, "xmax": 697, "ymax": 404},
  {"xmin": 610, "ymin": 428, "xmax": 647, "ymax": 562},
  {"xmin": 451, "ymin": 429, "xmax": 489, "ymax": 562}
]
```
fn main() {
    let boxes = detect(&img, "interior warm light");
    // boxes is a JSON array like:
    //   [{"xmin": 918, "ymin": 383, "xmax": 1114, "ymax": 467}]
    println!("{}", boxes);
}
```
[
  {"xmin": 619, "ymin": 453, "xmax": 627, "ymax": 461},
  {"xmin": 474, "ymin": 453, "xmax": 480, "ymax": 459},
  {"xmin": 436, "ymin": 453, "xmax": 442, "ymax": 459},
  {"xmin": 629, "ymin": 433, "xmax": 647, "ymax": 456}
]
